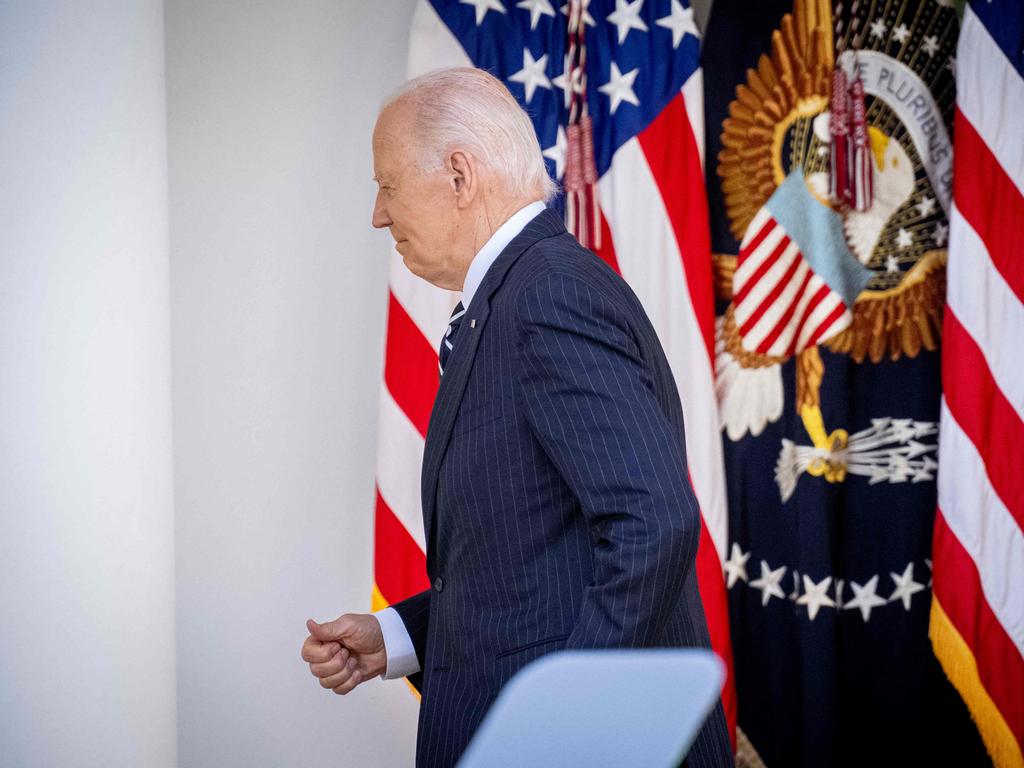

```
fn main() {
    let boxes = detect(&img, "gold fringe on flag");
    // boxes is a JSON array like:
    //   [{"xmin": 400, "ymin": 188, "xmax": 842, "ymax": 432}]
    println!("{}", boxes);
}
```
[{"xmin": 929, "ymin": 598, "xmax": 1024, "ymax": 768}]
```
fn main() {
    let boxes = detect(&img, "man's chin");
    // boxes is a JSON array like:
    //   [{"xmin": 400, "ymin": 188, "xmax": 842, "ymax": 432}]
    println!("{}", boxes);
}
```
[
  {"xmin": 401, "ymin": 257, "xmax": 448, "ymax": 290},
  {"xmin": 395, "ymin": 243, "xmax": 414, "ymax": 268},
  {"xmin": 399, "ymin": 252, "xmax": 427, "ymax": 280}
]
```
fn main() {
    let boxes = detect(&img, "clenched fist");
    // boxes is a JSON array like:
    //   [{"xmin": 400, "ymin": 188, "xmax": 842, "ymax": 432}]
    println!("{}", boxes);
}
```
[{"xmin": 302, "ymin": 614, "xmax": 387, "ymax": 695}]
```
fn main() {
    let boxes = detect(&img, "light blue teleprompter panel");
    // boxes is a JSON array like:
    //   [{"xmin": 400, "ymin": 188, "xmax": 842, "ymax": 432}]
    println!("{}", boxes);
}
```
[{"xmin": 458, "ymin": 649, "xmax": 725, "ymax": 768}]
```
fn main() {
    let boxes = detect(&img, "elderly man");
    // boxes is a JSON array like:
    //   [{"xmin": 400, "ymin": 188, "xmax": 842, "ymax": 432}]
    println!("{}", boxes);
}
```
[{"xmin": 302, "ymin": 67, "xmax": 733, "ymax": 768}]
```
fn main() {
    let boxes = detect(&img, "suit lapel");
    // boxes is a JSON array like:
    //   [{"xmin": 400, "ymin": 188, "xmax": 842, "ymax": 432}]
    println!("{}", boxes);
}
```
[{"xmin": 420, "ymin": 208, "xmax": 566, "ymax": 554}]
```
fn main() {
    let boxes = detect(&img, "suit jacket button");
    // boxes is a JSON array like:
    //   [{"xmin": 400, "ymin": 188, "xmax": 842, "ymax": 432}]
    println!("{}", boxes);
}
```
[{"xmin": 433, "ymin": 577, "xmax": 445, "ymax": 593}]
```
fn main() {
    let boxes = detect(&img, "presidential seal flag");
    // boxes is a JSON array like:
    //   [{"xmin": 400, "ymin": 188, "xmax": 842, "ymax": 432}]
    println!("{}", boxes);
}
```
[
  {"xmin": 372, "ymin": 0, "xmax": 738, "ymax": 743},
  {"xmin": 930, "ymin": 2, "xmax": 1024, "ymax": 766},
  {"xmin": 703, "ymin": 0, "xmax": 990, "ymax": 764}
]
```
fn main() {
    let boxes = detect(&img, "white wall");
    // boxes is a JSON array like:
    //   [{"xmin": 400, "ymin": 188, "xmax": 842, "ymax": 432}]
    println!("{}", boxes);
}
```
[
  {"xmin": 0, "ymin": 1, "xmax": 178, "ymax": 766},
  {"xmin": 165, "ymin": 1, "xmax": 421, "ymax": 766}
]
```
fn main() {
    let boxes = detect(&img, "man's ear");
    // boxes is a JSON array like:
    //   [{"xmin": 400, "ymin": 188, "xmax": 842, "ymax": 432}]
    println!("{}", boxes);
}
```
[{"xmin": 448, "ymin": 150, "xmax": 476, "ymax": 208}]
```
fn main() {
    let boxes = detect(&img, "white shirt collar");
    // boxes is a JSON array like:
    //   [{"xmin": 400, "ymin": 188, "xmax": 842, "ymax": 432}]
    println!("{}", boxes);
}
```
[{"xmin": 461, "ymin": 201, "xmax": 547, "ymax": 309}]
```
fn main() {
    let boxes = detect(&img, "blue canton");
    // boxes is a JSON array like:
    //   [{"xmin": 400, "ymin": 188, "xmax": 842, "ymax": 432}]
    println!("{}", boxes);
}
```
[{"xmin": 427, "ymin": 0, "xmax": 701, "ymax": 179}]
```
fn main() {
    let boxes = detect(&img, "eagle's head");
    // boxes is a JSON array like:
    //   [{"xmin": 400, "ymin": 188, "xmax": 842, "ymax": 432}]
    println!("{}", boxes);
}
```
[{"xmin": 843, "ymin": 128, "xmax": 915, "ymax": 264}]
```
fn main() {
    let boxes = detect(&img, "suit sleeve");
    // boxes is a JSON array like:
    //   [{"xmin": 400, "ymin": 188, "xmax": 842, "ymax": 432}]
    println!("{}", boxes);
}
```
[
  {"xmin": 389, "ymin": 588, "xmax": 430, "ymax": 692},
  {"xmin": 513, "ymin": 269, "xmax": 701, "ymax": 649}
]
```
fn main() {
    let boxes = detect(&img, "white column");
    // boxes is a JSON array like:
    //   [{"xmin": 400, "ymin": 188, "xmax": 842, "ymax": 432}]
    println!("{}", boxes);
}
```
[
  {"xmin": 165, "ymin": 0, "xmax": 421, "ymax": 764},
  {"xmin": 0, "ymin": 2, "xmax": 177, "ymax": 766}
]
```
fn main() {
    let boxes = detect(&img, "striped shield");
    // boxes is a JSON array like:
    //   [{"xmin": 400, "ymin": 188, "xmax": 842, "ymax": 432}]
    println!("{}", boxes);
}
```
[{"xmin": 733, "ymin": 169, "xmax": 872, "ymax": 358}]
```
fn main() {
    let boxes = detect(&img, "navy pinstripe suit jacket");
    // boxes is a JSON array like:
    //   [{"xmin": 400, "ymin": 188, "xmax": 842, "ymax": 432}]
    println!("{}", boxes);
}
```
[{"xmin": 393, "ymin": 208, "xmax": 733, "ymax": 768}]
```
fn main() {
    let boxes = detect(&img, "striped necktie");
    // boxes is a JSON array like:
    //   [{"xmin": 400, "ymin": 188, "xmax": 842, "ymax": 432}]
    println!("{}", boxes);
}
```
[{"xmin": 438, "ymin": 301, "xmax": 466, "ymax": 377}]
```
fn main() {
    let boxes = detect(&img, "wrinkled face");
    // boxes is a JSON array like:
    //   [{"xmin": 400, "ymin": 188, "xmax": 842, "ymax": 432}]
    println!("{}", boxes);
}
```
[{"xmin": 371, "ymin": 104, "xmax": 463, "ymax": 288}]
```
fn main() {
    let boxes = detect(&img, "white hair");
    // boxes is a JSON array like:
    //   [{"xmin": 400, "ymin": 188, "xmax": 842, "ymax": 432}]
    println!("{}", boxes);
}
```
[{"xmin": 382, "ymin": 67, "xmax": 557, "ymax": 202}]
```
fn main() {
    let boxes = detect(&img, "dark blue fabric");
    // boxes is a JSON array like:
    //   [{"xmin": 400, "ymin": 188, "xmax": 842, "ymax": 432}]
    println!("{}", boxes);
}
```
[
  {"xmin": 393, "ymin": 208, "xmax": 733, "ymax": 768},
  {"xmin": 970, "ymin": 0, "xmax": 1024, "ymax": 80}
]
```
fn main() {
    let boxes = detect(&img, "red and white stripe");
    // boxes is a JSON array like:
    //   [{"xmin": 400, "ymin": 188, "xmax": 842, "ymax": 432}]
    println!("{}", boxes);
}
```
[
  {"xmin": 930, "ymin": 6, "xmax": 1024, "ymax": 768},
  {"xmin": 373, "ymin": 0, "xmax": 736, "ymax": 742},
  {"xmin": 733, "ymin": 210, "xmax": 851, "ymax": 357}
]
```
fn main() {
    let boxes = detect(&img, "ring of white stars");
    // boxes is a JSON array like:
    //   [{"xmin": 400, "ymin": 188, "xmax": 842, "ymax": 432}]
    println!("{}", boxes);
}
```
[
  {"xmin": 607, "ymin": 0, "xmax": 648, "ymax": 45},
  {"xmin": 461, "ymin": 0, "xmax": 505, "ymax": 25},
  {"xmin": 656, "ymin": 0, "xmax": 698, "ymax": 49},
  {"xmin": 599, "ymin": 61, "xmax": 640, "ymax": 114},
  {"xmin": 516, "ymin": 0, "xmax": 555, "ymax": 30},
  {"xmin": 509, "ymin": 49, "xmax": 552, "ymax": 103},
  {"xmin": 725, "ymin": 545, "xmax": 934, "ymax": 622}
]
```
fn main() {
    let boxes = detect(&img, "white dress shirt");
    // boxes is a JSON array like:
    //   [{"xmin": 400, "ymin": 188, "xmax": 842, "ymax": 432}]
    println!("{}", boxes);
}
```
[{"xmin": 373, "ymin": 200, "xmax": 547, "ymax": 680}]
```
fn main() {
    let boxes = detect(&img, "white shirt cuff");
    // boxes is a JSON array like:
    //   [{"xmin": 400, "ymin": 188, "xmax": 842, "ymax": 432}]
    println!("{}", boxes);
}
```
[{"xmin": 373, "ymin": 606, "xmax": 422, "ymax": 680}]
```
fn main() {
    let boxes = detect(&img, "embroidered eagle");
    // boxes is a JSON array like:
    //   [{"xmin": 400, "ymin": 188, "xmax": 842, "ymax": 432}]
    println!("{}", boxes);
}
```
[{"xmin": 711, "ymin": 0, "xmax": 956, "ymax": 498}]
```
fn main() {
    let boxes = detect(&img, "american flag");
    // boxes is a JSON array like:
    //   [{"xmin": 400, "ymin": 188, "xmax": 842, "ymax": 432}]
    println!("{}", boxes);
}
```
[
  {"xmin": 372, "ymin": 0, "xmax": 736, "ymax": 741},
  {"xmin": 930, "ymin": 1, "xmax": 1024, "ymax": 766}
]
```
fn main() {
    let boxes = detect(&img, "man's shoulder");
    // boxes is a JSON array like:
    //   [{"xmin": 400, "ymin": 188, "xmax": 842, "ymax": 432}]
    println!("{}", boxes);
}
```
[{"xmin": 506, "ymin": 232, "xmax": 631, "ymax": 302}]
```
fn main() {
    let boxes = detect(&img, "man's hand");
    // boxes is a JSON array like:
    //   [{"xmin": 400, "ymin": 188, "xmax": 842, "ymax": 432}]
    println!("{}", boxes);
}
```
[{"xmin": 302, "ymin": 614, "xmax": 387, "ymax": 695}]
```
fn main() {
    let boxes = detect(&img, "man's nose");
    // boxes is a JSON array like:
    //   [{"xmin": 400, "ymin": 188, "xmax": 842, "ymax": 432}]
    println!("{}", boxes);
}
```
[{"xmin": 371, "ymin": 195, "xmax": 391, "ymax": 229}]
